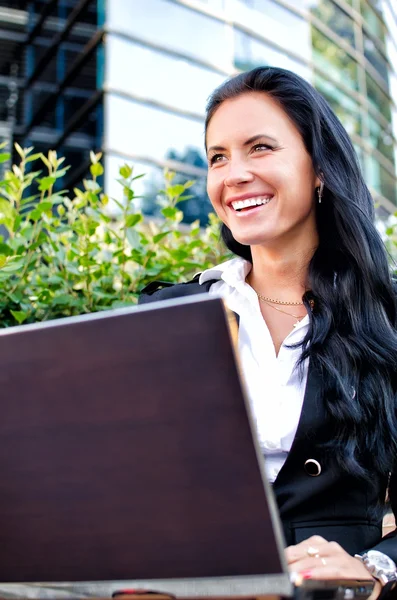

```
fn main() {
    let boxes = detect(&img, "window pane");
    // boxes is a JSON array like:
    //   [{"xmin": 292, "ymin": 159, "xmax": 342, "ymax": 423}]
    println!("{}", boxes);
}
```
[
  {"xmin": 363, "ymin": 34, "xmax": 389, "ymax": 84},
  {"xmin": 365, "ymin": 153, "xmax": 397, "ymax": 204},
  {"xmin": 314, "ymin": 73, "xmax": 362, "ymax": 136},
  {"xmin": 360, "ymin": 0, "xmax": 387, "ymax": 44},
  {"xmin": 365, "ymin": 73, "xmax": 392, "ymax": 122},
  {"xmin": 367, "ymin": 114, "xmax": 395, "ymax": 164},
  {"xmin": 312, "ymin": 27, "xmax": 359, "ymax": 91},
  {"xmin": 310, "ymin": 1, "xmax": 355, "ymax": 48},
  {"xmin": 233, "ymin": 30, "xmax": 311, "ymax": 79},
  {"xmin": 230, "ymin": 0, "xmax": 312, "ymax": 63},
  {"xmin": 106, "ymin": 36, "xmax": 225, "ymax": 117},
  {"xmin": 106, "ymin": 0, "xmax": 233, "ymax": 73},
  {"xmin": 105, "ymin": 94, "xmax": 207, "ymax": 168}
]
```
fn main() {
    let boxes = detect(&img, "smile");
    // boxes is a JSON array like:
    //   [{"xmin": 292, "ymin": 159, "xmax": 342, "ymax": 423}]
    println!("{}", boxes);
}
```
[{"xmin": 231, "ymin": 196, "xmax": 273, "ymax": 212}]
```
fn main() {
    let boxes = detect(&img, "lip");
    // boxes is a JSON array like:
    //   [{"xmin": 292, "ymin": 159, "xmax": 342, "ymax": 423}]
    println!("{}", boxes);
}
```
[
  {"xmin": 233, "ymin": 202, "xmax": 272, "ymax": 217},
  {"xmin": 225, "ymin": 192, "xmax": 274, "ymax": 207}
]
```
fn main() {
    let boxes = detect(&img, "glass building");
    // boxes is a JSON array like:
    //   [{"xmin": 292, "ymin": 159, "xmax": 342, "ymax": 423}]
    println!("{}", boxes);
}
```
[{"xmin": 1, "ymin": 0, "xmax": 397, "ymax": 220}]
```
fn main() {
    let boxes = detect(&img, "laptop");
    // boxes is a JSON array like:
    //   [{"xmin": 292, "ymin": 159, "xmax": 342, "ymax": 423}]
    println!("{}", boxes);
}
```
[{"xmin": 0, "ymin": 295, "xmax": 290, "ymax": 596}]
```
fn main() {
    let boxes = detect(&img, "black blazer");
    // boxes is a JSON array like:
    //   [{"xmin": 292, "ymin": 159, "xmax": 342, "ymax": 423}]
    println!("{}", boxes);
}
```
[{"xmin": 139, "ymin": 277, "xmax": 397, "ymax": 561}]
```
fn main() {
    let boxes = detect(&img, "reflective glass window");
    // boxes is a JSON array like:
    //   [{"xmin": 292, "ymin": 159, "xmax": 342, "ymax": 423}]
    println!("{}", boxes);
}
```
[
  {"xmin": 234, "ymin": 30, "xmax": 311, "ymax": 79},
  {"xmin": 312, "ymin": 27, "xmax": 359, "ymax": 91},
  {"xmin": 105, "ymin": 94, "xmax": 207, "ymax": 169},
  {"xmin": 360, "ymin": 0, "xmax": 387, "ymax": 45},
  {"xmin": 383, "ymin": 3, "xmax": 397, "ymax": 48},
  {"xmin": 363, "ymin": 33, "xmax": 390, "ymax": 84},
  {"xmin": 365, "ymin": 153, "xmax": 397, "ymax": 204},
  {"xmin": 105, "ymin": 36, "xmax": 225, "ymax": 117},
  {"xmin": 310, "ymin": 1, "xmax": 355, "ymax": 48},
  {"xmin": 367, "ymin": 114, "xmax": 395, "ymax": 164},
  {"xmin": 106, "ymin": 0, "xmax": 233, "ymax": 73},
  {"xmin": 365, "ymin": 73, "xmax": 392, "ymax": 122},
  {"xmin": 314, "ymin": 73, "xmax": 362, "ymax": 136},
  {"xmin": 230, "ymin": 0, "xmax": 312, "ymax": 63}
]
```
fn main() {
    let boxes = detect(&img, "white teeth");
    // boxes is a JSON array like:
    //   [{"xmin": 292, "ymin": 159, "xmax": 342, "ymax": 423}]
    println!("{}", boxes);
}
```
[{"xmin": 231, "ymin": 197, "xmax": 273, "ymax": 211}]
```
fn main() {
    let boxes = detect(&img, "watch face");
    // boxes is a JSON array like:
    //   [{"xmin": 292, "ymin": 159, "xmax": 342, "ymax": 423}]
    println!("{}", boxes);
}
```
[{"xmin": 366, "ymin": 551, "xmax": 397, "ymax": 575}]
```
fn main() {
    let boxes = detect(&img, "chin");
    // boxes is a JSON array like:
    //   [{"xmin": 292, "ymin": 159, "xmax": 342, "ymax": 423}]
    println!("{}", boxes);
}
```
[{"xmin": 231, "ymin": 231, "xmax": 271, "ymax": 247}]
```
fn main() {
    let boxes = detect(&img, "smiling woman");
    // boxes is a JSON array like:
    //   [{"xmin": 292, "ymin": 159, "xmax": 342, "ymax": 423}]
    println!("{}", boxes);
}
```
[
  {"xmin": 140, "ymin": 66, "xmax": 397, "ymax": 596},
  {"xmin": 206, "ymin": 92, "xmax": 320, "ymax": 253}
]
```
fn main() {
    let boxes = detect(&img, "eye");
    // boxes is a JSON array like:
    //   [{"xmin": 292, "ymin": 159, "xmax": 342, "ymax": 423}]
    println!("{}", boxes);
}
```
[
  {"xmin": 208, "ymin": 153, "xmax": 226, "ymax": 166},
  {"xmin": 252, "ymin": 143, "xmax": 273, "ymax": 153}
]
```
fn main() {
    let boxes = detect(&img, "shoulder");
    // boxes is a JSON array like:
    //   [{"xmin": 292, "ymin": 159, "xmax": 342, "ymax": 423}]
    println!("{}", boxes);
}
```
[{"xmin": 138, "ymin": 274, "xmax": 218, "ymax": 305}]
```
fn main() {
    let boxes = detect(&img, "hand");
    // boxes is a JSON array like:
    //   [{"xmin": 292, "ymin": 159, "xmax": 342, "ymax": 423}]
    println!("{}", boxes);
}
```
[{"xmin": 286, "ymin": 535, "xmax": 381, "ymax": 598}]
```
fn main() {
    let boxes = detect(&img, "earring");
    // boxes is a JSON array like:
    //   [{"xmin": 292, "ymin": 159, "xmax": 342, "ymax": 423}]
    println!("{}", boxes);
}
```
[{"xmin": 317, "ymin": 181, "xmax": 324, "ymax": 204}]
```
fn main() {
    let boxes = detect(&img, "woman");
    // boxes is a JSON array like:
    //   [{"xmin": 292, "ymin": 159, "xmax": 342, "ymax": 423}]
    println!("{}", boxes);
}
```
[{"xmin": 139, "ymin": 67, "xmax": 397, "ymax": 594}]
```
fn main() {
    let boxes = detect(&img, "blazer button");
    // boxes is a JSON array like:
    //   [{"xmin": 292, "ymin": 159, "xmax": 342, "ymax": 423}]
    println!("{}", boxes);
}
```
[{"xmin": 304, "ymin": 459, "xmax": 322, "ymax": 476}]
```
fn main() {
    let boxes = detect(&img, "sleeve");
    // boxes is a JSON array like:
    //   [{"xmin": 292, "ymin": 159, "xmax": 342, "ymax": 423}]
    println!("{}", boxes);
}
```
[
  {"xmin": 138, "ymin": 275, "xmax": 216, "ymax": 305},
  {"xmin": 369, "ymin": 470, "xmax": 397, "ymax": 564},
  {"xmin": 138, "ymin": 281, "xmax": 178, "ymax": 305}
]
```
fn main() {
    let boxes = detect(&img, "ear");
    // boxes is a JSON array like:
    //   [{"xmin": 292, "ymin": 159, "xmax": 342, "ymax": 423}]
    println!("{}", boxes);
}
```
[{"xmin": 315, "ymin": 170, "xmax": 324, "ymax": 189}]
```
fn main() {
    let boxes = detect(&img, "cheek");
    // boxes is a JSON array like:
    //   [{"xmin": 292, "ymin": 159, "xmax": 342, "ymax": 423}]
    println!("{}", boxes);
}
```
[{"xmin": 206, "ymin": 173, "xmax": 222, "ymax": 208}]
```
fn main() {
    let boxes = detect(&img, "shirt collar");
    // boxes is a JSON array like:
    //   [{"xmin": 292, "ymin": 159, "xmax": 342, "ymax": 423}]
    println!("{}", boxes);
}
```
[{"xmin": 199, "ymin": 257, "xmax": 252, "ymax": 289}]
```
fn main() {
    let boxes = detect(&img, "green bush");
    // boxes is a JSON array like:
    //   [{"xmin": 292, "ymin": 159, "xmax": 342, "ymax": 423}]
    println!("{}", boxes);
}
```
[{"xmin": 0, "ymin": 144, "xmax": 230, "ymax": 327}]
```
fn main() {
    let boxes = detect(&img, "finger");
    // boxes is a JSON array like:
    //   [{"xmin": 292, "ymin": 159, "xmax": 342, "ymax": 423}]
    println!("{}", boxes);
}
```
[
  {"xmin": 285, "ymin": 536, "xmax": 328, "ymax": 565},
  {"xmin": 287, "ymin": 556, "xmax": 329, "ymax": 573}
]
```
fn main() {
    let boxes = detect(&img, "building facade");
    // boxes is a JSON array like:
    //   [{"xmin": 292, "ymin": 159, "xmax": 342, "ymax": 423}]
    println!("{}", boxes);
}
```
[{"xmin": 1, "ymin": 0, "xmax": 397, "ymax": 220}]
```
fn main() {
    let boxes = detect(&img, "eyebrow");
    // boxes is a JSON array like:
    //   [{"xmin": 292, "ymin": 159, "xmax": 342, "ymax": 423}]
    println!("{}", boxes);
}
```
[{"xmin": 206, "ymin": 133, "xmax": 278, "ymax": 155}]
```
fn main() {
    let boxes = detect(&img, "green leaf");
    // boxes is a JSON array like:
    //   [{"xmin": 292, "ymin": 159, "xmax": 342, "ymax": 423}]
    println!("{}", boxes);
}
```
[
  {"xmin": 131, "ymin": 173, "xmax": 145, "ymax": 181},
  {"xmin": 164, "ymin": 169, "xmax": 175, "ymax": 182},
  {"xmin": 119, "ymin": 164, "xmax": 132, "ymax": 179},
  {"xmin": 125, "ymin": 213, "xmax": 142, "ymax": 228},
  {"xmin": 183, "ymin": 180, "xmax": 195, "ymax": 189},
  {"xmin": 161, "ymin": 206, "xmax": 178, "ymax": 219},
  {"xmin": 83, "ymin": 179, "xmax": 101, "ymax": 193},
  {"xmin": 14, "ymin": 142, "xmax": 24, "ymax": 159},
  {"xmin": 153, "ymin": 231, "xmax": 171, "ymax": 243},
  {"xmin": 175, "ymin": 194, "xmax": 194, "ymax": 204},
  {"xmin": 36, "ymin": 201, "xmax": 53, "ymax": 213},
  {"xmin": 126, "ymin": 228, "xmax": 140, "ymax": 248},
  {"xmin": 0, "ymin": 243, "xmax": 12, "ymax": 256},
  {"xmin": 0, "ymin": 256, "xmax": 25, "ymax": 272},
  {"xmin": 123, "ymin": 187, "xmax": 134, "ymax": 201},
  {"xmin": 0, "ymin": 153, "xmax": 10, "ymax": 163},
  {"xmin": 52, "ymin": 294, "xmax": 74, "ymax": 306},
  {"xmin": 90, "ymin": 162, "xmax": 104, "ymax": 177},
  {"xmin": 10, "ymin": 310, "xmax": 28, "ymax": 324},
  {"xmin": 38, "ymin": 176, "xmax": 56, "ymax": 191},
  {"xmin": 53, "ymin": 166, "xmax": 71, "ymax": 179},
  {"xmin": 0, "ymin": 198, "xmax": 16, "ymax": 231},
  {"xmin": 166, "ymin": 184, "xmax": 186, "ymax": 197},
  {"xmin": 25, "ymin": 152, "xmax": 44, "ymax": 164}
]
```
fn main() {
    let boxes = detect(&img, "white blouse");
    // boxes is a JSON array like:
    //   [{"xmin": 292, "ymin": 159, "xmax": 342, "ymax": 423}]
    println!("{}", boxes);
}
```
[{"xmin": 199, "ymin": 257, "xmax": 310, "ymax": 482}]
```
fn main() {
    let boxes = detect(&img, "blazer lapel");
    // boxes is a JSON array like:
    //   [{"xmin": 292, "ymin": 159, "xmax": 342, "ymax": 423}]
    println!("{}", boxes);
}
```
[{"xmin": 273, "ymin": 364, "xmax": 327, "ymax": 488}]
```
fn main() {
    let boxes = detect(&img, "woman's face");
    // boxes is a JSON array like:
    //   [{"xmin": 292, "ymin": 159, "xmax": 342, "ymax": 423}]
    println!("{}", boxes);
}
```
[{"xmin": 206, "ymin": 91, "xmax": 320, "ymax": 248}]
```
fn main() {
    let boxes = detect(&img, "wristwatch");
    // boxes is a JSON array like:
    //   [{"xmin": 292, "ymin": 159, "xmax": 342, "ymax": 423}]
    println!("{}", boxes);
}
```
[{"xmin": 354, "ymin": 550, "xmax": 397, "ymax": 585}]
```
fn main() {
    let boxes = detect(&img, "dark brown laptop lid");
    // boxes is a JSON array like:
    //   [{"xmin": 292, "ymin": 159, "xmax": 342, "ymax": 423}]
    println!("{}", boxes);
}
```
[{"xmin": 0, "ymin": 296, "xmax": 287, "ymax": 591}]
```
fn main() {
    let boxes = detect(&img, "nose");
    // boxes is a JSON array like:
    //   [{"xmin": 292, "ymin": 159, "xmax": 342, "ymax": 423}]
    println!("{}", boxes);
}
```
[{"xmin": 223, "ymin": 159, "xmax": 254, "ymax": 187}]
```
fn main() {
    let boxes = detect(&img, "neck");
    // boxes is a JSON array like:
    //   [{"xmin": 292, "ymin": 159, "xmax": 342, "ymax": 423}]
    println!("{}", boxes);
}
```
[{"xmin": 247, "ymin": 242, "xmax": 316, "ymax": 302}]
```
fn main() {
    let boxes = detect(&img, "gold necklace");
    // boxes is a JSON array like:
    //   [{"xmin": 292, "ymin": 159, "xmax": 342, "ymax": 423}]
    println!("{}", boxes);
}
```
[
  {"xmin": 258, "ymin": 296, "xmax": 306, "ymax": 327},
  {"xmin": 256, "ymin": 292, "xmax": 303, "ymax": 306}
]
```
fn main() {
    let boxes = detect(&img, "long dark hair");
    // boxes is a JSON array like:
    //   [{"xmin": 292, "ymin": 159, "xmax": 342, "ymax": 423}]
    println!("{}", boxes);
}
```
[{"xmin": 206, "ymin": 67, "xmax": 397, "ymax": 480}]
